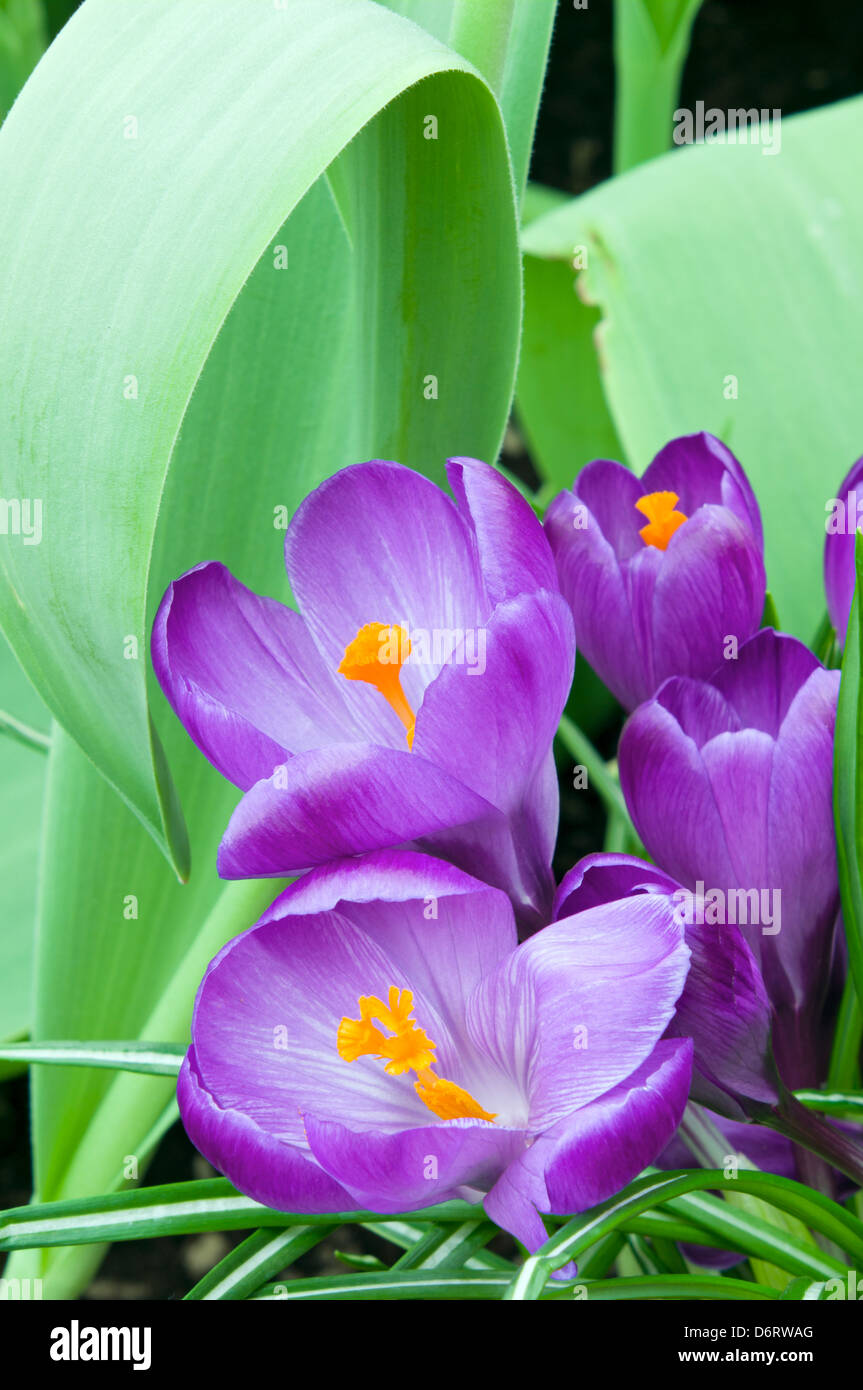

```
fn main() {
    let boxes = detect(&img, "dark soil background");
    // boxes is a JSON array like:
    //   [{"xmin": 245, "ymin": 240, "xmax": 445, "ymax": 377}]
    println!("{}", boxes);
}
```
[{"xmin": 2, "ymin": 0, "xmax": 860, "ymax": 1299}]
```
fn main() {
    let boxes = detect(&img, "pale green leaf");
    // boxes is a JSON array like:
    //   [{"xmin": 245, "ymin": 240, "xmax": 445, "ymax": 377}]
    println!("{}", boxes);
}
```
[
  {"xmin": 0, "ymin": 0, "xmax": 521, "ymax": 870},
  {"xmin": 522, "ymin": 98, "xmax": 863, "ymax": 640}
]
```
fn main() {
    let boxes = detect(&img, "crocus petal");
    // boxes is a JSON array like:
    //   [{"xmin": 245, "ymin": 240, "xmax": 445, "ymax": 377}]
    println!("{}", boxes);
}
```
[
  {"xmin": 554, "ymin": 851, "xmax": 679, "ymax": 919},
  {"xmin": 642, "ymin": 432, "xmax": 763, "ymax": 544},
  {"xmin": 761, "ymin": 670, "xmax": 841, "ymax": 1019},
  {"xmin": 190, "ymin": 910, "xmax": 463, "ymax": 1136},
  {"xmin": 178, "ymin": 1049, "xmax": 353, "ymax": 1214},
  {"xmin": 303, "ymin": 1111, "xmax": 524, "ymax": 1214},
  {"xmin": 485, "ymin": 1039, "xmax": 693, "ymax": 1232},
  {"xmin": 710, "ymin": 625, "xmax": 827, "ymax": 736},
  {"xmin": 445, "ymin": 456, "xmax": 559, "ymax": 605},
  {"xmin": 466, "ymin": 895, "xmax": 689, "ymax": 1132},
  {"xmin": 667, "ymin": 917, "xmax": 778, "ymax": 1111},
  {"xmin": 284, "ymin": 460, "xmax": 487, "ymax": 719},
  {"xmin": 571, "ymin": 458, "xmax": 645, "ymax": 558},
  {"xmin": 553, "ymin": 853, "xmax": 778, "ymax": 1115},
  {"xmin": 649, "ymin": 507, "xmax": 766, "ymax": 687},
  {"xmin": 258, "ymin": 849, "xmax": 518, "ymax": 1055},
  {"xmin": 824, "ymin": 455, "xmax": 863, "ymax": 649},
  {"xmin": 152, "ymin": 561, "xmax": 351, "ymax": 788},
  {"xmin": 217, "ymin": 742, "xmax": 501, "ymax": 878},
  {"xmin": 545, "ymin": 440, "xmax": 765, "ymax": 710},
  {"xmin": 412, "ymin": 589, "xmax": 575, "ymax": 815},
  {"xmin": 618, "ymin": 692, "xmax": 739, "ymax": 890},
  {"xmin": 545, "ymin": 480, "xmax": 643, "ymax": 710},
  {"xmin": 217, "ymin": 743, "xmax": 555, "ymax": 931},
  {"xmin": 620, "ymin": 629, "xmax": 841, "ymax": 1094}
]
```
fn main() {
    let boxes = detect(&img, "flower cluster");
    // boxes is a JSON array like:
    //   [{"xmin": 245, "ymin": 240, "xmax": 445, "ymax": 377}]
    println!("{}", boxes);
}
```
[{"xmin": 154, "ymin": 438, "xmax": 862, "ymax": 1255}]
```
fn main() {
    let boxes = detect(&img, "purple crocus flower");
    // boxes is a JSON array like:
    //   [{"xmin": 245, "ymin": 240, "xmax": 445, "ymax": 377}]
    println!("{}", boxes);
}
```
[
  {"xmin": 824, "ymin": 454, "xmax": 863, "ymax": 649},
  {"xmin": 617, "ymin": 628, "xmax": 841, "ymax": 1092},
  {"xmin": 554, "ymin": 852, "xmax": 778, "ymax": 1121},
  {"xmin": 152, "ymin": 458, "xmax": 575, "ymax": 931},
  {"xmin": 544, "ymin": 432, "xmax": 765, "ymax": 710},
  {"xmin": 178, "ymin": 850, "xmax": 692, "ymax": 1254}
]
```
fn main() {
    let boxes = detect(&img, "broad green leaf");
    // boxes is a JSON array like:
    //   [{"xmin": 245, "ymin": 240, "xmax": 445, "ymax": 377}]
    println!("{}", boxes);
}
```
[
  {"xmin": 835, "ymin": 535, "xmax": 863, "ymax": 1012},
  {"xmin": 517, "ymin": 234, "xmax": 624, "ymax": 494},
  {"xmin": 382, "ymin": 1, "xmax": 557, "ymax": 201},
  {"xmin": 522, "ymin": 98, "xmax": 863, "ymax": 641},
  {"xmin": 0, "ymin": 0, "xmax": 521, "ymax": 870}
]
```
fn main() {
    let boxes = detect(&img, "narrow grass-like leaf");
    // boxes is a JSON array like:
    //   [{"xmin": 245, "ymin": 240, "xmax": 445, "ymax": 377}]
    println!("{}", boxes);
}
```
[
  {"xmin": 184, "ymin": 1225, "xmax": 338, "ymax": 1302},
  {"xmin": 0, "ymin": 1041, "xmax": 184, "ymax": 1076},
  {"xmin": 0, "ymin": 1183, "xmax": 476, "ymax": 1251},
  {"xmin": 827, "ymin": 978, "xmax": 862, "ymax": 1090},
  {"xmin": 573, "ymin": 1275, "xmax": 777, "ymax": 1302},
  {"xmin": 251, "ymin": 1270, "xmax": 537, "ymax": 1301},
  {"xmin": 505, "ymin": 1169, "xmax": 863, "ymax": 1299},
  {"xmin": 392, "ymin": 1220, "xmax": 498, "ymax": 1271},
  {"xmin": 794, "ymin": 1090, "xmax": 863, "ymax": 1123},
  {"xmin": 362, "ymin": 1221, "xmax": 513, "ymax": 1271}
]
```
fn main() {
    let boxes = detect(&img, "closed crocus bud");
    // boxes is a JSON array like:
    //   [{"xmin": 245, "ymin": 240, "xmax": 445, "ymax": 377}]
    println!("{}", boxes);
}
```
[
  {"xmin": 824, "ymin": 455, "xmax": 863, "ymax": 649},
  {"xmin": 544, "ymin": 432, "xmax": 765, "ymax": 710},
  {"xmin": 618, "ymin": 628, "xmax": 841, "ymax": 1093}
]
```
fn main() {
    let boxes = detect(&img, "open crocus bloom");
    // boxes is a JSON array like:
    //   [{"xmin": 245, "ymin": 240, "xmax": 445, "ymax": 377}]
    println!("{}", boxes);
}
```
[
  {"xmin": 554, "ymin": 853, "xmax": 779, "ymax": 1120},
  {"xmin": 177, "ymin": 851, "xmax": 692, "ymax": 1254},
  {"xmin": 618, "ymin": 628, "xmax": 841, "ymax": 1091},
  {"xmin": 824, "ymin": 454, "xmax": 863, "ymax": 649},
  {"xmin": 544, "ymin": 432, "xmax": 765, "ymax": 710},
  {"xmin": 153, "ymin": 458, "xmax": 574, "ymax": 931}
]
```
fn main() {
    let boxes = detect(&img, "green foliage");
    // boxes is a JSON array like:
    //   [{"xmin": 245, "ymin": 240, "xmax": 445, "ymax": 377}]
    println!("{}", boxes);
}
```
[{"xmin": 522, "ymin": 98, "xmax": 863, "ymax": 641}]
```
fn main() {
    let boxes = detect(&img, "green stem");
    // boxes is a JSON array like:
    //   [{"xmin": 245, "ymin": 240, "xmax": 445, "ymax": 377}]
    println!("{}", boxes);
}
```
[
  {"xmin": 768, "ymin": 1093, "xmax": 863, "ymax": 1189},
  {"xmin": 612, "ymin": 0, "xmax": 703, "ymax": 174},
  {"xmin": 0, "ymin": 707, "xmax": 50, "ymax": 753},
  {"xmin": 556, "ymin": 713, "xmax": 630, "ymax": 823},
  {"xmin": 827, "ymin": 974, "xmax": 863, "ymax": 1090}
]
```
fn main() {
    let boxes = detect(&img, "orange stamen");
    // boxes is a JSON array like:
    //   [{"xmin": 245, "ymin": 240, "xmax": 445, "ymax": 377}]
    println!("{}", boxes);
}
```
[
  {"xmin": 338, "ymin": 623, "xmax": 416, "ymax": 747},
  {"xmin": 337, "ymin": 986, "xmax": 495, "ymax": 1122},
  {"xmin": 635, "ymin": 491, "xmax": 688, "ymax": 550}
]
